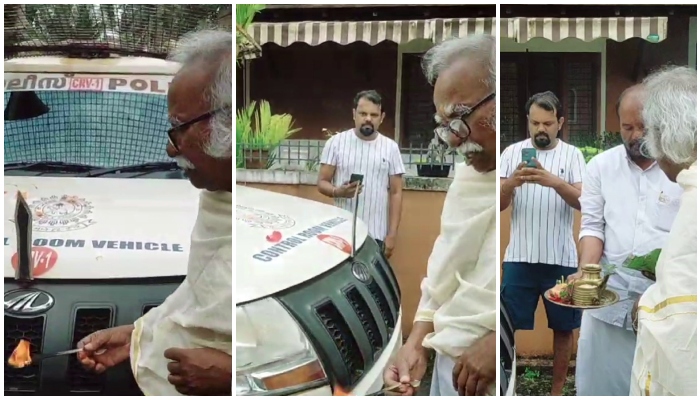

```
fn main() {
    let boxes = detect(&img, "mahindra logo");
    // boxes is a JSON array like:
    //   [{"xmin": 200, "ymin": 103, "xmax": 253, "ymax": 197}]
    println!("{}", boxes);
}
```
[{"xmin": 4, "ymin": 289, "xmax": 55, "ymax": 315}]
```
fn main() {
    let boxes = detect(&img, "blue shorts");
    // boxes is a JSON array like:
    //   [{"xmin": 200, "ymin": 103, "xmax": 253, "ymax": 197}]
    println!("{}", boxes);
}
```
[{"xmin": 501, "ymin": 262, "xmax": 582, "ymax": 332}]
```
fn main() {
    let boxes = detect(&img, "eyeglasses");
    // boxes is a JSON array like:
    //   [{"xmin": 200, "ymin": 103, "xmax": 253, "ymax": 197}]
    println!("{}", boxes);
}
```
[
  {"xmin": 434, "ymin": 93, "xmax": 496, "ymax": 142},
  {"xmin": 167, "ymin": 107, "xmax": 230, "ymax": 151}
]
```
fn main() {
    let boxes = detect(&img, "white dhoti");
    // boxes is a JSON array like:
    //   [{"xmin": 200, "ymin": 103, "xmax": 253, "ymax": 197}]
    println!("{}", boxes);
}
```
[
  {"xmin": 575, "ymin": 312, "xmax": 637, "ymax": 396},
  {"xmin": 430, "ymin": 353, "xmax": 459, "ymax": 396},
  {"xmin": 130, "ymin": 190, "xmax": 232, "ymax": 396},
  {"xmin": 630, "ymin": 164, "xmax": 697, "ymax": 396}
]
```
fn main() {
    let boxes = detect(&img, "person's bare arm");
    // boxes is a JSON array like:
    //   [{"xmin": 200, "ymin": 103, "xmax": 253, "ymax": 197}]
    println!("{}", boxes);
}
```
[
  {"xmin": 500, "ymin": 178, "xmax": 516, "ymax": 212},
  {"xmin": 578, "ymin": 236, "xmax": 604, "ymax": 268},
  {"xmin": 405, "ymin": 321, "xmax": 434, "ymax": 349},
  {"xmin": 317, "ymin": 164, "xmax": 337, "ymax": 198},
  {"xmin": 553, "ymin": 181, "xmax": 582, "ymax": 211},
  {"xmin": 387, "ymin": 175, "xmax": 403, "ymax": 235}
]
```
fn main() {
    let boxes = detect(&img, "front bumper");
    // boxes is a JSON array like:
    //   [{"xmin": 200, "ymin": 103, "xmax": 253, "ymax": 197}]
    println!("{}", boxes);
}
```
[{"xmin": 295, "ymin": 316, "xmax": 402, "ymax": 396}]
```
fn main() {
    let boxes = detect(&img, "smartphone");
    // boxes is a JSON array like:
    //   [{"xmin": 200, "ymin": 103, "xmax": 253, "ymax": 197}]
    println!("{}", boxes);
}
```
[
  {"xmin": 522, "ymin": 148, "xmax": 538, "ymax": 168},
  {"xmin": 350, "ymin": 173, "xmax": 364, "ymax": 184}
]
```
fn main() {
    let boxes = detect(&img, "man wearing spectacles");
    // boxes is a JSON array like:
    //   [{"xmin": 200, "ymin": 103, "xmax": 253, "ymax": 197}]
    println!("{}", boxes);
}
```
[
  {"xmin": 77, "ymin": 30, "xmax": 233, "ymax": 396},
  {"xmin": 383, "ymin": 34, "xmax": 498, "ymax": 396}
]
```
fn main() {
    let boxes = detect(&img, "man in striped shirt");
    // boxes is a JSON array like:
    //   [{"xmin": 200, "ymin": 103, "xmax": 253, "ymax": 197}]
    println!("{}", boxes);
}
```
[
  {"xmin": 500, "ymin": 91, "xmax": 586, "ymax": 396},
  {"xmin": 317, "ymin": 90, "xmax": 405, "ymax": 257}
]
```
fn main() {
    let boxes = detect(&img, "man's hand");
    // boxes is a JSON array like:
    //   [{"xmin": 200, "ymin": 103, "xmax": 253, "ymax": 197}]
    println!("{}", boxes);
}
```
[
  {"xmin": 520, "ymin": 159, "xmax": 563, "ymax": 188},
  {"xmin": 452, "ymin": 331, "xmax": 497, "ymax": 396},
  {"xmin": 164, "ymin": 347, "xmax": 232, "ymax": 396},
  {"xmin": 383, "ymin": 344, "xmax": 429, "ymax": 396},
  {"xmin": 505, "ymin": 162, "xmax": 528, "ymax": 190},
  {"xmin": 334, "ymin": 181, "xmax": 363, "ymax": 198},
  {"xmin": 567, "ymin": 270, "xmax": 583, "ymax": 283},
  {"xmin": 384, "ymin": 234, "xmax": 396, "ymax": 258},
  {"xmin": 76, "ymin": 325, "xmax": 134, "ymax": 373}
]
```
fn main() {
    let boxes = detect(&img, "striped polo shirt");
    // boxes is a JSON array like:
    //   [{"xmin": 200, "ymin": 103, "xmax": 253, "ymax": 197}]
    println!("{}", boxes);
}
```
[
  {"xmin": 500, "ymin": 139, "xmax": 586, "ymax": 268},
  {"xmin": 320, "ymin": 129, "xmax": 406, "ymax": 241}
]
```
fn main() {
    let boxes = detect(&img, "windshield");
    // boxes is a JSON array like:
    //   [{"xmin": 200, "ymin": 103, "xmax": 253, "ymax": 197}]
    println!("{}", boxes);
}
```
[{"xmin": 4, "ymin": 88, "xmax": 178, "ymax": 177}]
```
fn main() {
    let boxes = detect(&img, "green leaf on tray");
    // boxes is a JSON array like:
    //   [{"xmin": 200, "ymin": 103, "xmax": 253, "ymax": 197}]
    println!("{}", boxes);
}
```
[{"xmin": 623, "ymin": 248, "xmax": 662, "ymax": 274}]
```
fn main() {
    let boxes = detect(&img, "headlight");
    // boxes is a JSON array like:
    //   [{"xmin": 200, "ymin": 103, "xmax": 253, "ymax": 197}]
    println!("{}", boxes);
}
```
[{"xmin": 236, "ymin": 298, "xmax": 327, "ymax": 396}]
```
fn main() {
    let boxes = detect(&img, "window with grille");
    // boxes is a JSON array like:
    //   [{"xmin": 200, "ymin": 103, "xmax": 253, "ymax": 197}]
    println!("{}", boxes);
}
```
[
  {"xmin": 400, "ymin": 52, "xmax": 435, "ymax": 148},
  {"xmin": 500, "ymin": 52, "xmax": 600, "ymax": 149}
]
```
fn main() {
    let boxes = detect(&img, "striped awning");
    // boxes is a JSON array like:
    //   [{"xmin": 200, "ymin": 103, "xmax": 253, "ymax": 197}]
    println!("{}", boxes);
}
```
[
  {"xmin": 248, "ymin": 18, "xmax": 495, "ymax": 48},
  {"xmin": 501, "ymin": 17, "xmax": 668, "ymax": 43}
]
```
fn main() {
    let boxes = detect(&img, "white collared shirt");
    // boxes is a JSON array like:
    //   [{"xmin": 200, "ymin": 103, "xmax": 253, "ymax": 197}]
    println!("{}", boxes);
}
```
[{"xmin": 579, "ymin": 145, "xmax": 683, "ymax": 328}]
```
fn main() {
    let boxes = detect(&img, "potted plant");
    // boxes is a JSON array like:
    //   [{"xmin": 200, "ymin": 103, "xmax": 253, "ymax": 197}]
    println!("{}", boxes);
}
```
[
  {"xmin": 417, "ymin": 137, "xmax": 451, "ymax": 178},
  {"xmin": 238, "ymin": 100, "xmax": 301, "ymax": 169}
]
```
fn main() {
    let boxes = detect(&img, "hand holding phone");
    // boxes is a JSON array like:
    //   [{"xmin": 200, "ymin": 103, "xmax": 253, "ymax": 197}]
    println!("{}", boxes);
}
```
[
  {"xmin": 350, "ymin": 173, "xmax": 364, "ymax": 184},
  {"xmin": 521, "ymin": 148, "xmax": 538, "ymax": 168}
]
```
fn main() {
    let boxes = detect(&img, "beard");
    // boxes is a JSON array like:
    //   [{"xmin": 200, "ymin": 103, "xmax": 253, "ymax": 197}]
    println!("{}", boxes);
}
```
[
  {"xmin": 624, "ymin": 139, "xmax": 651, "ymax": 160},
  {"xmin": 533, "ymin": 132, "xmax": 552, "ymax": 149},
  {"xmin": 359, "ymin": 123, "xmax": 375, "ymax": 136}
]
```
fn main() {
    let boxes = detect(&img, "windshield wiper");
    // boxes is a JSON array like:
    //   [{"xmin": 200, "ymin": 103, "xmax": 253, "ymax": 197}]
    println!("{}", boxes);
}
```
[
  {"xmin": 4, "ymin": 161, "xmax": 98, "ymax": 172},
  {"xmin": 83, "ymin": 162, "xmax": 180, "ymax": 177}
]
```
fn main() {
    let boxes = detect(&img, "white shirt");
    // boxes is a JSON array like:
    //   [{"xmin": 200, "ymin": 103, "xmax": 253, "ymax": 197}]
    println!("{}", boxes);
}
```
[
  {"xmin": 579, "ymin": 145, "xmax": 683, "ymax": 328},
  {"xmin": 320, "ymin": 129, "xmax": 405, "ymax": 241},
  {"xmin": 414, "ymin": 163, "xmax": 497, "ymax": 397},
  {"xmin": 500, "ymin": 139, "xmax": 586, "ymax": 268},
  {"xmin": 130, "ymin": 191, "xmax": 232, "ymax": 396},
  {"xmin": 630, "ymin": 163, "xmax": 696, "ymax": 396}
]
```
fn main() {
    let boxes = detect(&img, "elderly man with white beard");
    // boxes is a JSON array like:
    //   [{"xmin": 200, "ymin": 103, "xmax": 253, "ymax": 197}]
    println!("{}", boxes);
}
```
[
  {"xmin": 630, "ymin": 65, "xmax": 697, "ymax": 396},
  {"xmin": 76, "ymin": 30, "xmax": 233, "ymax": 396},
  {"xmin": 383, "ymin": 34, "xmax": 497, "ymax": 396}
]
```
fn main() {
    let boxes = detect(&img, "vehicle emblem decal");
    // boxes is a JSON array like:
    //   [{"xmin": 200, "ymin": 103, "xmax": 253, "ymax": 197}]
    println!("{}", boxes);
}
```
[
  {"xmin": 4, "ymin": 289, "xmax": 55, "ymax": 315},
  {"xmin": 236, "ymin": 205, "xmax": 295, "ymax": 230},
  {"xmin": 317, "ymin": 234, "xmax": 352, "ymax": 255},
  {"xmin": 30, "ymin": 195, "xmax": 96, "ymax": 232},
  {"xmin": 11, "ymin": 247, "xmax": 59, "ymax": 278},
  {"xmin": 351, "ymin": 261, "xmax": 372, "ymax": 284},
  {"xmin": 266, "ymin": 231, "xmax": 282, "ymax": 243}
]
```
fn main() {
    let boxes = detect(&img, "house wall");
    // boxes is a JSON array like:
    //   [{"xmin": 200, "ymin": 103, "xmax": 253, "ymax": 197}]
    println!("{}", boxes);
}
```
[{"xmin": 249, "ymin": 41, "xmax": 399, "ymax": 140}]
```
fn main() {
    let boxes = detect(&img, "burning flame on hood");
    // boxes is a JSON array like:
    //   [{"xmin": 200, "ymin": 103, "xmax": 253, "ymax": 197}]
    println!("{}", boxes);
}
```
[
  {"xmin": 8, "ymin": 339, "xmax": 32, "ymax": 369},
  {"xmin": 333, "ymin": 385, "xmax": 351, "ymax": 396}
]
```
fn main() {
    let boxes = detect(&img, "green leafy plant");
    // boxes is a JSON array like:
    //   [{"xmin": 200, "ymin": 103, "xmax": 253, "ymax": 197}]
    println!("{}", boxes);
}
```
[
  {"xmin": 235, "ymin": 4, "xmax": 264, "ymax": 62},
  {"xmin": 237, "ymin": 100, "xmax": 301, "ymax": 169},
  {"xmin": 523, "ymin": 367, "xmax": 540, "ymax": 382},
  {"xmin": 623, "ymin": 249, "xmax": 662, "ymax": 275},
  {"xmin": 574, "ymin": 131, "xmax": 623, "ymax": 163}
]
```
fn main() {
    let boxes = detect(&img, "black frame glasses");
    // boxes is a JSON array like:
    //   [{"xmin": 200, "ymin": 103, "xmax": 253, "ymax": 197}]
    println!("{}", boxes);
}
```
[
  {"xmin": 434, "ymin": 92, "xmax": 496, "ymax": 142},
  {"xmin": 167, "ymin": 107, "xmax": 230, "ymax": 151}
]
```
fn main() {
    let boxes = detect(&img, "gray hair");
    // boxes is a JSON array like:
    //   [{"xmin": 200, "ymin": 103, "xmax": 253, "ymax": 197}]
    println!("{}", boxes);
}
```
[
  {"xmin": 169, "ymin": 30, "xmax": 233, "ymax": 159},
  {"xmin": 641, "ymin": 65, "xmax": 697, "ymax": 166},
  {"xmin": 421, "ymin": 34, "xmax": 496, "ymax": 92}
]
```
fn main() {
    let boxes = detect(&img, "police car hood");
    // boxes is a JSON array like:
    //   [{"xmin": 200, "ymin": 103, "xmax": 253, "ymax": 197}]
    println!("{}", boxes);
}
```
[
  {"xmin": 236, "ymin": 185, "xmax": 368, "ymax": 304},
  {"xmin": 4, "ymin": 176, "xmax": 200, "ymax": 280}
]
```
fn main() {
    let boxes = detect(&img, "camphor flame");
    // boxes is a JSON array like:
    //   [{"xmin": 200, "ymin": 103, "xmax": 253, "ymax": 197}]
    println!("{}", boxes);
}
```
[
  {"xmin": 8, "ymin": 339, "xmax": 32, "ymax": 368},
  {"xmin": 333, "ymin": 385, "xmax": 351, "ymax": 396}
]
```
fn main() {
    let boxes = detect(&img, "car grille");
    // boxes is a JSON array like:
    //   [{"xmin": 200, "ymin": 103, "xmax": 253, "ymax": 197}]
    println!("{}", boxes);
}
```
[
  {"xmin": 4, "ymin": 316, "xmax": 45, "ymax": 393},
  {"xmin": 277, "ymin": 243, "xmax": 401, "ymax": 390},
  {"xmin": 66, "ymin": 308, "xmax": 114, "ymax": 393},
  {"xmin": 4, "ymin": 280, "xmax": 175, "ymax": 396}
]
